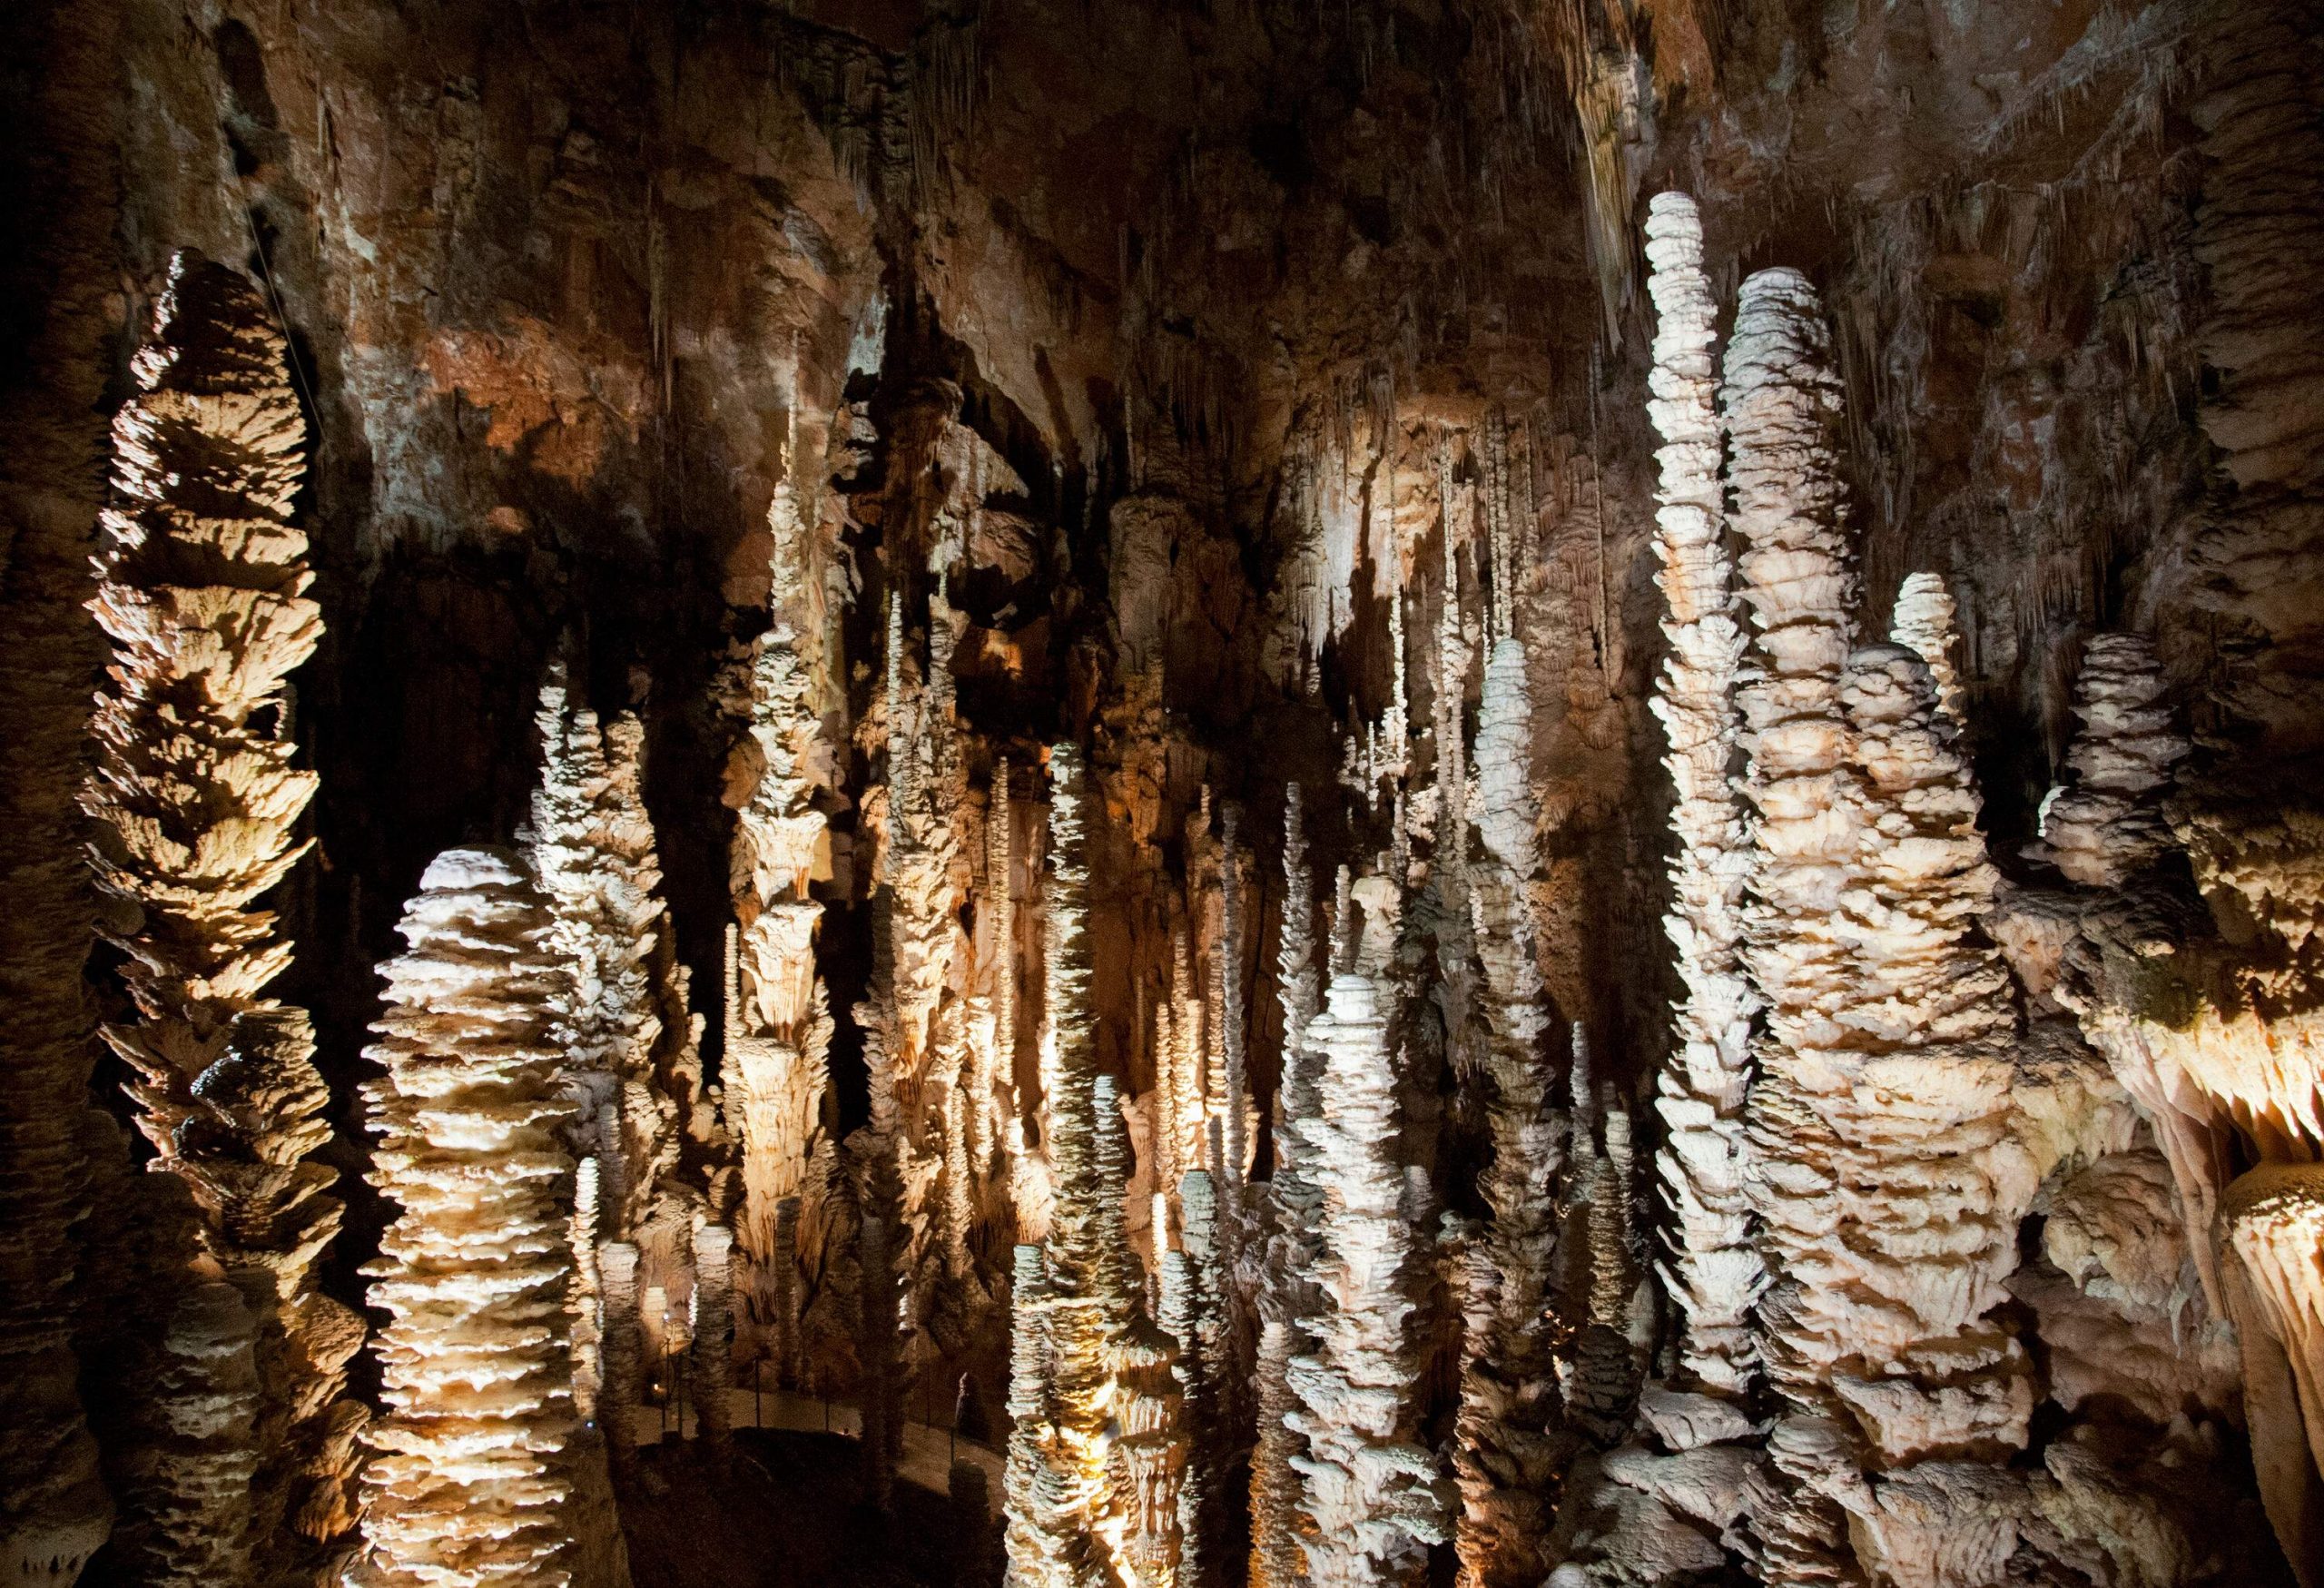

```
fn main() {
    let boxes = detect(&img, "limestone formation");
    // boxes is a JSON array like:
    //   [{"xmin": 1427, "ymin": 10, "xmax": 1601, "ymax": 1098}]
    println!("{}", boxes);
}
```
[
  {"xmin": 2029, "ymin": 636, "xmax": 2189, "ymax": 887},
  {"xmin": 1451, "ymin": 636, "xmax": 1566, "ymax": 1588},
  {"xmin": 83, "ymin": 249, "xmax": 357, "ymax": 1577},
  {"xmin": 1641, "ymin": 190, "xmax": 1763, "ymax": 1400},
  {"xmin": 1727, "ymin": 263, "xmax": 1866, "ymax": 1584},
  {"xmin": 730, "ymin": 474, "xmax": 839, "ymax": 1363},
  {"xmin": 1287, "ymin": 971, "xmax": 1453, "ymax": 1586},
  {"xmin": 348, "ymin": 849, "xmax": 579, "ymax": 1588},
  {"xmin": 1888, "ymin": 574, "xmax": 1968, "ymax": 735}
]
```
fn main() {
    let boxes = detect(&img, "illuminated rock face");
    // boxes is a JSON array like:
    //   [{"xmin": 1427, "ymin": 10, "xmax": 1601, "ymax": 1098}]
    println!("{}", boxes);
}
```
[
  {"xmin": 82, "ymin": 249, "xmax": 358, "ymax": 1581},
  {"xmin": 350, "ymin": 849, "xmax": 580, "ymax": 1588},
  {"xmin": 1640, "ymin": 191, "xmax": 1762, "ymax": 1402}
]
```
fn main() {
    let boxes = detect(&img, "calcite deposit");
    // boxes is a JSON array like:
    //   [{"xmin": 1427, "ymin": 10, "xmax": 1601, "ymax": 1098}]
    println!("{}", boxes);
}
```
[{"xmin": 9, "ymin": 4, "xmax": 2324, "ymax": 1587}]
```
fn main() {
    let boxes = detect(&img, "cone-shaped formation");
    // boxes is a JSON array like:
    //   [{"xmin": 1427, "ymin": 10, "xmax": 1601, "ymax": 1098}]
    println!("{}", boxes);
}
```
[
  {"xmin": 1888, "ymin": 574, "xmax": 1968, "ymax": 735},
  {"xmin": 1288, "ymin": 970, "xmax": 1453, "ymax": 1587},
  {"xmin": 81, "ymin": 248, "xmax": 357, "ymax": 1574},
  {"xmin": 1643, "ymin": 192, "xmax": 1765, "ymax": 1399},
  {"xmin": 1727, "ymin": 264, "xmax": 1867, "ymax": 1582},
  {"xmin": 2029, "ymin": 636, "xmax": 2189, "ymax": 887},
  {"xmin": 731, "ymin": 474, "xmax": 838, "ymax": 1363},
  {"xmin": 349, "ymin": 849, "xmax": 579, "ymax": 1588},
  {"xmin": 1451, "ymin": 636, "xmax": 1567, "ymax": 1588},
  {"xmin": 1252, "ymin": 787, "xmax": 1324, "ymax": 1588}
]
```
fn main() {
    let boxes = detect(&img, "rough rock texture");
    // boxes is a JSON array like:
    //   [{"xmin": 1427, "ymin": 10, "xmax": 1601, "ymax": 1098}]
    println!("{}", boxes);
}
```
[
  {"xmin": 2028, "ymin": 636, "xmax": 2189, "ymax": 887},
  {"xmin": 83, "ymin": 248, "xmax": 356, "ymax": 1582},
  {"xmin": 1728, "ymin": 263, "xmax": 1867, "ymax": 1585},
  {"xmin": 1640, "ymin": 191, "xmax": 1761, "ymax": 1399},
  {"xmin": 350, "ymin": 849, "xmax": 580, "ymax": 1588},
  {"xmin": 1287, "ymin": 970, "xmax": 1453, "ymax": 1587}
]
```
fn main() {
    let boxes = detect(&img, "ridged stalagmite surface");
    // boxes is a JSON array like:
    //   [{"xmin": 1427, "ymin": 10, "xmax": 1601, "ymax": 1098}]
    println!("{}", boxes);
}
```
[
  {"xmin": 1727, "ymin": 263, "xmax": 1865, "ymax": 1584},
  {"xmin": 1641, "ymin": 190, "xmax": 1763, "ymax": 1400},
  {"xmin": 1252, "ymin": 785, "xmax": 1324, "ymax": 1588},
  {"xmin": 1287, "ymin": 970, "xmax": 1452, "ymax": 1587},
  {"xmin": 1451, "ymin": 635, "xmax": 1565, "ymax": 1588},
  {"xmin": 349, "ymin": 849, "xmax": 579, "ymax": 1588},
  {"xmin": 2029, "ymin": 636, "xmax": 2189, "ymax": 888},
  {"xmin": 82, "ymin": 248, "xmax": 356, "ymax": 1576},
  {"xmin": 1887, "ymin": 575, "xmax": 1967, "ymax": 735},
  {"xmin": 730, "ymin": 475, "xmax": 837, "ymax": 1360}
]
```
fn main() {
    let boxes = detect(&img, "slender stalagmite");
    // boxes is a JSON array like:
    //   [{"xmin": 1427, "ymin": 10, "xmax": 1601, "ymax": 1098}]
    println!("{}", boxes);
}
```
[
  {"xmin": 349, "ymin": 849, "xmax": 579, "ymax": 1588},
  {"xmin": 1252, "ymin": 785, "xmax": 1324, "ymax": 1588},
  {"xmin": 1287, "ymin": 967, "xmax": 1453, "ymax": 1586},
  {"xmin": 1452, "ymin": 636, "xmax": 1566, "ymax": 1588},
  {"xmin": 731, "ymin": 466, "xmax": 837, "ymax": 1361},
  {"xmin": 1725, "ymin": 265, "xmax": 1865, "ymax": 1583},
  {"xmin": 1640, "ymin": 192, "xmax": 1764, "ymax": 1396}
]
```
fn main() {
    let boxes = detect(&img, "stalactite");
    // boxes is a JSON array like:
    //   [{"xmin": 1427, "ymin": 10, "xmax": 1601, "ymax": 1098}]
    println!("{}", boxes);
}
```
[
  {"xmin": 1726, "ymin": 264, "xmax": 1867, "ymax": 1584},
  {"xmin": 1641, "ymin": 195, "xmax": 1765, "ymax": 1406},
  {"xmin": 82, "ymin": 249, "xmax": 359, "ymax": 1581},
  {"xmin": 349, "ymin": 849, "xmax": 579, "ymax": 1588},
  {"xmin": 1451, "ymin": 635, "xmax": 1567, "ymax": 1588},
  {"xmin": 1287, "ymin": 969, "xmax": 1453, "ymax": 1587}
]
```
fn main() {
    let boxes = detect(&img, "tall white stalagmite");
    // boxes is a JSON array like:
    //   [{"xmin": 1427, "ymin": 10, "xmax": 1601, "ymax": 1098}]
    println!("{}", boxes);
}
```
[
  {"xmin": 1001, "ymin": 744, "xmax": 1120, "ymax": 1582},
  {"xmin": 1641, "ymin": 191, "xmax": 1764, "ymax": 1398},
  {"xmin": 1252, "ymin": 786, "xmax": 1324, "ymax": 1588},
  {"xmin": 691, "ymin": 1222, "xmax": 735, "ymax": 1446},
  {"xmin": 1216, "ymin": 802, "xmax": 1252, "ymax": 1198},
  {"xmin": 1820, "ymin": 642, "xmax": 2034, "ymax": 1586},
  {"xmin": 730, "ymin": 472, "xmax": 838, "ymax": 1363},
  {"xmin": 1288, "ymin": 971, "xmax": 1453, "ymax": 1587},
  {"xmin": 1451, "ymin": 635, "xmax": 1566, "ymax": 1588},
  {"xmin": 1726, "ymin": 264, "xmax": 1866, "ymax": 1583},
  {"xmin": 349, "ymin": 849, "xmax": 578, "ymax": 1588},
  {"xmin": 82, "ymin": 250, "xmax": 361, "ymax": 1576}
]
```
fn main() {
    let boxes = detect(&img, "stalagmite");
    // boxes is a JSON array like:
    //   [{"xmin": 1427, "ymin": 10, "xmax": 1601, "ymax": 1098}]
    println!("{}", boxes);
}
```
[
  {"xmin": 600, "ymin": 1243, "xmax": 642, "ymax": 1475},
  {"xmin": 1640, "ymin": 190, "xmax": 1764, "ymax": 1401},
  {"xmin": 2028, "ymin": 636, "xmax": 2189, "ymax": 888},
  {"xmin": 1451, "ymin": 635, "xmax": 1566, "ymax": 1588},
  {"xmin": 1001, "ymin": 1244, "xmax": 1085, "ymax": 1588},
  {"xmin": 1887, "ymin": 575, "xmax": 1968, "ymax": 735},
  {"xmin": 1252, "ymin": 786, "xmax": 1324, "ymax": 1588},
  {"xmin": 1727, "ymin": 263, "xmax": 1867, "ymax": 1582},
  {"xmin": 109, "ymin": 1280, "xmax": 261, "ymax": 1587},
  {"xmin": 1287, "ymin": 969, "xmax": 1453, "ymax": 1587},
  {"xmin": 348, "ymin": 849, "xmax": 579, "ymax": 1588},
  {"xmin": 82, "ymin": 249, "xmax": 359, "ymax": 1579},
  {"xmin": 691, "ymin": 1223, "xmax": 735, "ymax": 1445},
  {"xmin": 730, "ymin": 471, "xmax": 839, "ymax": 1362}
]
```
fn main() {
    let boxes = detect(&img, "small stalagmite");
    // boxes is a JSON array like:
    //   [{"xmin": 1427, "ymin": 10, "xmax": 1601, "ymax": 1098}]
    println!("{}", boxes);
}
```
[{"xmin": 348, "ymin": 849, "xmax": 580, "ymax": 1588}]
